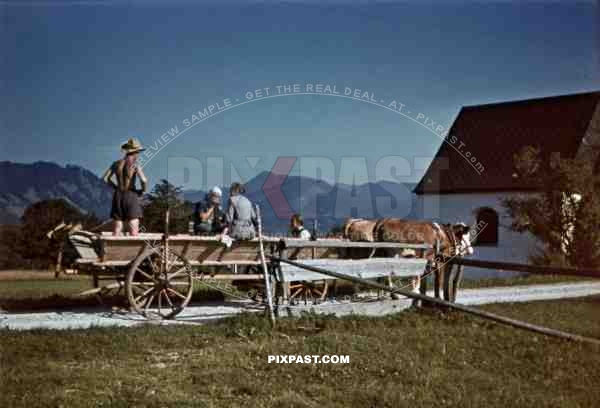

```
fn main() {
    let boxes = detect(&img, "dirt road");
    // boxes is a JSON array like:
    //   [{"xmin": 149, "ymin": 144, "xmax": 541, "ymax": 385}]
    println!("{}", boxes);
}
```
[{"xmin": 2, "ymin": 281, "xmax": 599, "ymax": 331}]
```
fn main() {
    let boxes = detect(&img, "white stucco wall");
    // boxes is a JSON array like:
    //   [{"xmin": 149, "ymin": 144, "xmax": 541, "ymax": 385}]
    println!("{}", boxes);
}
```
[{"xmin": 414, "ymin": 192, "xmax": 542, "ymax": 279}]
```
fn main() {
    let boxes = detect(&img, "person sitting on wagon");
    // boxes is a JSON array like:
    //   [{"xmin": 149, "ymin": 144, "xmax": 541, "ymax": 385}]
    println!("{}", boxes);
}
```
[
  {"xmin": 102, "ymin": 138, "xmax": 148, "ymax": 236},
  {"xmin": 290, "ymin": 214, "xmax": 312, "ymax": 239},
  {"xmin": 222, "ymin": 182, "xmax": 258, "ymax": 241},
  {"xmin": 193, "ymin": 186, "xmax": 226, "ymax": 236}
]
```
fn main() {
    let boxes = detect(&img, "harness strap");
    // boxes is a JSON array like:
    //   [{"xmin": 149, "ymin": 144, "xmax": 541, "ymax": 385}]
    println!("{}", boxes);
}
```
[
  {"xmin": 432, "ymin": 222, "xmax": 457, "ymax": 256},
  {"xmin": 116, "ymin": 160, "xmax": 125, "ymax": 191},
  {"xmin": 443, "ymin": 224, "xmax": 457, "ymax": 256},
  {"xmin": 116, "ymin": 159, "xmax": 136, "ymax": 192},
  {"xmin": 448, "ymin": 226, "xmax": 457, "ymax": 256},
  {"xmin": 374, "ymin": 218, "xmax": 388, "ymax": 241}
]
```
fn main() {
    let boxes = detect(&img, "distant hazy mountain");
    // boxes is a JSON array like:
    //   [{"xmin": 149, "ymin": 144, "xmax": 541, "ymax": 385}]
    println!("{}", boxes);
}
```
[
  {"xmin": 0, "ymin": 161, "xmax": 113, "ymax": 224},
  {"xmin": 184, "ymin": 171, "xmax": 419, "ymax": 234},
  {"xmin": 0, "ymin": 161, "xmax": 419, "ymax": 233}
]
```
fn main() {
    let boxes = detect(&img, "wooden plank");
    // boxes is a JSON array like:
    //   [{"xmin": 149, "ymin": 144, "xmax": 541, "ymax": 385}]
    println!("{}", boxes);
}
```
[
  {"xmin": 100, "ymin": 235, "xmax": 428, "ymax": 248},
  {"xmin": 101, "ymin": 233, "xmax": 164, "ymax": 241},
  {"xmin": 278, "ymin": 257, "xmax": 428, "ymax": 282},
  {"xmin": 196, "ymin": 274, "xmax": 264, "ymax": 280},
  {"xmin": 279, "ymin": 243, "xmax": 291, "ymax": 301},
  {"xmin": 169, "ymin": 235, "xmax": 281, "ymax": 244},
  {"xmin": 287, "ymin": 247, "xmax": 338, "ymax": 260},
  {"xmin": 308, "ymin": 247, "xmax": 338, "ymax": 259},
  {"xmin": 212, "ymin": 242, "xmax": 262, "ymax": 262},
  {"xmin": 99, "ymin": 234, "xmax": 281, "ymax": 243},
  {"xmin": 101, "ymin": 240, "xmax": 150, "ymax": 262},
  {"xmin": 99, "ymin": 235, "xmax": 267, "ymax": 263},
  {"xmin": 68, "ymin": 234, "xmax": 99, "ymax": 260},
  {"xmin": 179, "ymin": 241, "xmax": 223, "ymax": 263},
  {"xmin": 281, "ymin": 239, "xmax": 432, "ymax": 250},
  {"xmin": 96, "ymin": 260, "xmax": 263, "ymax": 267},
  {"xmin": 74, "ymin": 258, "xmax": 99, "ymax": 264},
  {"xmin": 94, "ymin": 233, "xmax": 433, "ymax": 269}
]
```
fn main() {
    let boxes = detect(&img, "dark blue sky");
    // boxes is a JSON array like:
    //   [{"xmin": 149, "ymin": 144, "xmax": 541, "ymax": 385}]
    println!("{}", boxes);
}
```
[{"xmin": 2, "ymin": 0, "xmax": 599, "ymax": 188}]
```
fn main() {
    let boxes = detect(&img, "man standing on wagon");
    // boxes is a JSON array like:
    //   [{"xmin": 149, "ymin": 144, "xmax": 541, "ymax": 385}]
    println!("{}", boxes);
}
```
[{"xmin": 102, "ymin": 138, "xmax": 148, "ymax": 236}]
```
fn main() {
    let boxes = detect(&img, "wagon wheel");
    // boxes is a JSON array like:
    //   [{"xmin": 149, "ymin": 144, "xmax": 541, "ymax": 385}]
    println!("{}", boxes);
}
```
[
  {"xmin": 231, "ymin": 265, "xmax": 277, "ymax": 305},
  {"xmin": 126, "ymin": 245, "xmax": 194, "ymax": 319},
  {"xmin": 288, "ymin": 280, "xmax": 329, "ymax": 303}
]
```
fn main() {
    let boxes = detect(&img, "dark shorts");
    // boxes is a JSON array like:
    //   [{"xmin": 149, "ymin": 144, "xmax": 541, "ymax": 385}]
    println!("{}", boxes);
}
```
[{"xmin": 111, "ymin": 190, "xmax": 143, "ymax": 221}]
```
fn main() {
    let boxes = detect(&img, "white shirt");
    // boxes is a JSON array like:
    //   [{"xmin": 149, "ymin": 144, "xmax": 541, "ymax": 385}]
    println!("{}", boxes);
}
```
[{"xmin": 297, "ymin": 228, "xmax": 312, "ymax": 240}]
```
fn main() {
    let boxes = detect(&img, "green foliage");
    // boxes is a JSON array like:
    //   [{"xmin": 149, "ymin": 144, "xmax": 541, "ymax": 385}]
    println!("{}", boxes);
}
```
[
  {"xmin": 503, "ymin": 146, "xmax": 600, "ymax": 268},
  {"xmin": 142, "ymin": 179, "xmax": 194, "ymax": 233},
  {"xmin": 0, "ymin": 225, "xmax": 26, "ymax": 269}
]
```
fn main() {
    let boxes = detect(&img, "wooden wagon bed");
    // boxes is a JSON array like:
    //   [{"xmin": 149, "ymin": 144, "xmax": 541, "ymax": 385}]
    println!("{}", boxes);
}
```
[{"xmin": 68, "ymin": 231, "xmax": 432, "ymax": 319}]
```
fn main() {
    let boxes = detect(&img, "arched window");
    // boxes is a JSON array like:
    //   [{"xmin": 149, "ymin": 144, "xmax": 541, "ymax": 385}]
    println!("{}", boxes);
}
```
[{"xmin": 474, "ymin": 207, "xmax": 499, "ymax": 245}]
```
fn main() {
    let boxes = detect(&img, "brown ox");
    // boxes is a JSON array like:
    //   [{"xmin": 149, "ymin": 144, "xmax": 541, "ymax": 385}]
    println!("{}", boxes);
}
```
[
  {"xmin": 341, "ymin": 218, "xmax": 407, "ymax": 297},
  {"xmin": 374, "ymin": 218, "xmax": 473, "ymax": 301},
  {"xmin": 342, "ymin": 218, "xmax": 379, "ymax": 259}
]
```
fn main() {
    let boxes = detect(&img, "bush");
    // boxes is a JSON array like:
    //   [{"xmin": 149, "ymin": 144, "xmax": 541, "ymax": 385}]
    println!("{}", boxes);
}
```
[{"xmin": 503, "ymin": 146, "xmax": 600, "ymax": 268}]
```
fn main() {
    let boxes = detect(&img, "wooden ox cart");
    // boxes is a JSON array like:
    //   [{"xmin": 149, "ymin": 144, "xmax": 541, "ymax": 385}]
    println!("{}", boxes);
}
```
[{"xmin": 67, "ymin": 229, "xmax": 433, "ymax": 320}]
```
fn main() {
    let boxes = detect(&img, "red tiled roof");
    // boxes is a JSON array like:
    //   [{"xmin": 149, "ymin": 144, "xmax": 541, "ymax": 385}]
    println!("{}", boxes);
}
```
[{"xmin": 414, "ymin": 91, "xmax": 600, "ymax": 195}]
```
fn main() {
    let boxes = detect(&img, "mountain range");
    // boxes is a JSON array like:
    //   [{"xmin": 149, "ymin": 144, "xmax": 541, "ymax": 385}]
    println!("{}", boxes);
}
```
[
  {"xmin": 184, "ymin": 172, "xmax": 419, "ymax": 233},
  {"xmin": 0, "ymin": 161, "xmax": 113, "ymax": 224},
  {"xmin": 0, "ymin": 161, "xmax": 419, "ymax": 233}
]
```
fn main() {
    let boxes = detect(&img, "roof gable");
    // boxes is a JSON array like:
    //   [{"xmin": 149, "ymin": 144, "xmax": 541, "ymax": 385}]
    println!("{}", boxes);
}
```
[{"xmin": 415, "ymin": 91, "xmax": 600, "ymax": 195}]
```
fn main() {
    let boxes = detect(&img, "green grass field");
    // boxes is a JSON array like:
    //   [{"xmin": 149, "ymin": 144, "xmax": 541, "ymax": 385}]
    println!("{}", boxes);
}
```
[
  {"xmin": 0, "ymin": 275, "xmax": 91, "ymax": 298},
  {"xmin": 1, "ymin": 295, "xmax": 599, "ymax": 407},
  {"xmin": 459, "ymin": 273, "xmax": 588, "ymax": 289}
]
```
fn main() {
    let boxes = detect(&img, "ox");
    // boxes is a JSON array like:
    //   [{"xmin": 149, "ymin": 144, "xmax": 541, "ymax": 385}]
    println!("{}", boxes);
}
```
[
  {"xmin": 374, "ymin": 218, "xmax": 473, "ymax": 302},
  {"xmin": 342, "ymin": 218, "xmax": 379, "ymax": 257},
  {"xmin": 341, "ymin": 218, "xmax": 390, "ymax": 297},
  {"xmin": 341, "ymin": 218, "xmax": 430, "ymax": 297}
]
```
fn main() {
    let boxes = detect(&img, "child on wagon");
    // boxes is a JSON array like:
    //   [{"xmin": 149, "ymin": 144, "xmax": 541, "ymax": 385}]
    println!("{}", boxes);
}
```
[
  {"xmin": 222, "ymin": 182, "xmax": 258, "ymax": 241},
  {"xmin": 290, "ymin": 214, "xmax": 312, "ymax": 239}
]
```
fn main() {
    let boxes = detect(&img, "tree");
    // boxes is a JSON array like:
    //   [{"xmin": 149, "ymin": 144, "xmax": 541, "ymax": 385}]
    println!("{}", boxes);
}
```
[
  {"xmin": 502, "ymin": 146, "xmax": 600, "ymax": 268},
  {"xmin": 17, "ymin": 199, "xmax": 100, "ymax": 268},
  {"xmin": 142, "ymin": 179, "xmax": 194, "ymax": 233},
  {"xmin": 0, "ymin": 225, "xmax": 26, "ymax": 269},
  {"xmin": 329, "ymin": 222, "xmax": 345, "ymax": 237}
]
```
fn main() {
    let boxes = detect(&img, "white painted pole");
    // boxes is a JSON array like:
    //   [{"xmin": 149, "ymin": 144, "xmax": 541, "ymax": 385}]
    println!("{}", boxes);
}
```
[{"xmin": 256, "ymin": 205, "xmax": 275, "ymax": 324}]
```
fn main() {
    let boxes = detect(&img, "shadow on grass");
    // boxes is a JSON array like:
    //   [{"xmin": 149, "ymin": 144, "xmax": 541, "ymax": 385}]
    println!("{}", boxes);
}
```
[
  {"xmin": 0, "ymin": 294, "xmax": 126, "ymax": 313},
  {"xmin": 0, "ymin": 288, "xmax": 227, "ymax": 313}
]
